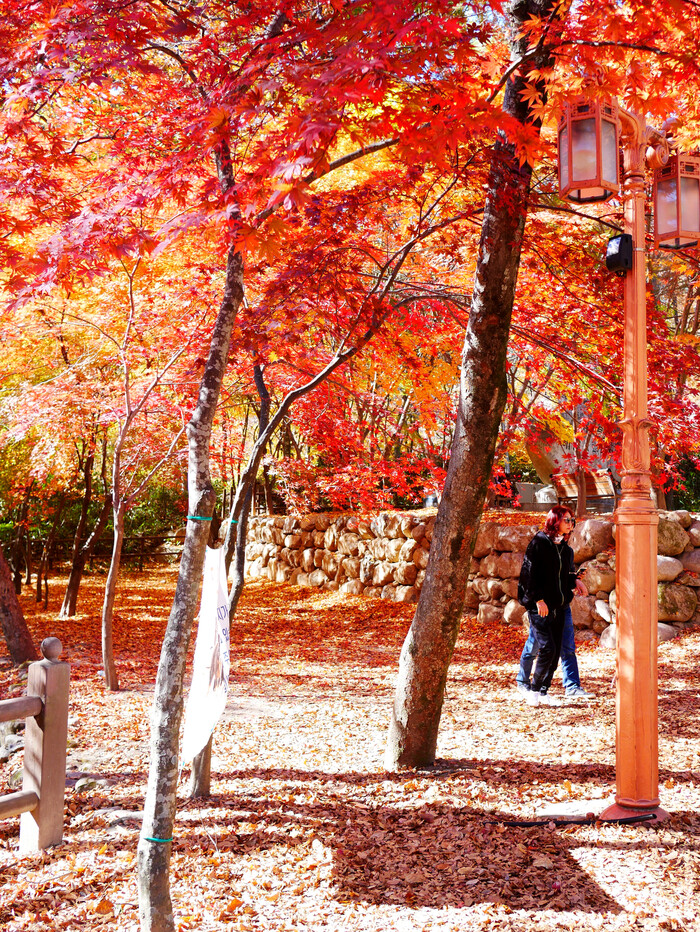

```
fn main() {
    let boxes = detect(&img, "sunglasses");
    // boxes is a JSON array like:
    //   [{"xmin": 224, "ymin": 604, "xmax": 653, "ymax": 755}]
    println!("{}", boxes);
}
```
[{"xmin": 562, "ymin": 517, "xmax": 575, "ymax": 525}]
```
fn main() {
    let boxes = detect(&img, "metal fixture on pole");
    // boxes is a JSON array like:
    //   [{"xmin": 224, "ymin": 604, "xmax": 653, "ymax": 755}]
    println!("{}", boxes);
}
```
[{"xmin": 558, "ymin": 86, "xmax": 700, "ymax": 820}]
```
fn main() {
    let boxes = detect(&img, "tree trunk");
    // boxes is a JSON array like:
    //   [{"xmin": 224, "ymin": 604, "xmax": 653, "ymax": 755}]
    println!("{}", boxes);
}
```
[
  {"xmin": 36, "ymin": 495, "xmax": 66, "ymax": 603},
  {"xmin": 101, "ymin": 504, "xmax": 125, "ymax": 691},
  {"xmin": 10, "ymin": 484, "xmax": 33, "ymax": 593},
  {"xmin": 0, "ymin": 549, "xmax": 38, "ymax": 664},
  {"xmin": 59, "ymin": 491, "xmax": 112, "ymax": 618},
  {"xmin": 137, "ymin": 244, "xmax": 244, "ymax": 932},
  {"xmin": 24, "ymin": 539, "xmax": 32, "ymax": 588},
  {"xmin": 189, "ymin": 735, "xmax": 212, "ymax": 798},
  {"xmin": 575, "ymin": 467, "xmax": 588, "ymax": 517},
  {"xmin": 224, "ymin": 364, "xmax": 270, "ymax": 618},
  {"xmin": 11, "ymin": 539, "xmax": 24, "ymax": 594},
  {"xmin": 59, "ymin": 452, "xmax": 94, "ymax": 618},
  {"xmin": 263, "ymin": 466, "xmax": 274, "ymax": 513},
  {"xmin": 385, "ymin": 0, "xmax": 558, "ymax": 770}
]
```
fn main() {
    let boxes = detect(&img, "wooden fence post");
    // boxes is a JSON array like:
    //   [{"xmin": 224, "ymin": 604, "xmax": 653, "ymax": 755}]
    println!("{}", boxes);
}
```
[{"xmin": 19, "ymin": 637, "xmax": 70, "ymax": 853}]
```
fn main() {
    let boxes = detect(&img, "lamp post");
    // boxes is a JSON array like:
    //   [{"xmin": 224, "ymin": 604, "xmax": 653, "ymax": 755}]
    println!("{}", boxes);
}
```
[{"xmin": 559, "ymin": 95, "xmax": 700, "ymax": 820}]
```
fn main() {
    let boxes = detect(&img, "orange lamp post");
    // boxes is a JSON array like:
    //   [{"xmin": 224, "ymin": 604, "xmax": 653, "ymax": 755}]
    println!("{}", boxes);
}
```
[{"xmin": 558, "ymin": 97, "xmax": 700, "ymax": 820}]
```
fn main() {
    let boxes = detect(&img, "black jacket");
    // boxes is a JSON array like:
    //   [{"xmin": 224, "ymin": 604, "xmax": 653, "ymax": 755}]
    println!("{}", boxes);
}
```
[{"xmin": 518, "ymin": 530, "xmax": 577, "ymax": 613}]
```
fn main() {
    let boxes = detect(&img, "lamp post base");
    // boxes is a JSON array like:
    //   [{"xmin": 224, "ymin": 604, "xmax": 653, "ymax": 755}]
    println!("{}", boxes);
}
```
[{"xmin": 599, "ymin": 801, "xmax": 669, "ymax": 823}]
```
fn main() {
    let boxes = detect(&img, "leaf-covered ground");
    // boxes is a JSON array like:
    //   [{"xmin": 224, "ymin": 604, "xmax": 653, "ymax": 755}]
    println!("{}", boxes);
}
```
[{"xmin": 1, "ymin": 566, "xmax": 699, "ymax": 931}]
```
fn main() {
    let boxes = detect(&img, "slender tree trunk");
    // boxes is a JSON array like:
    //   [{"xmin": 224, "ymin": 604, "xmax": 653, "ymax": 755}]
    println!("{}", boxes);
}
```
[
  {"xmin": 101, "ymin": 504, "xmax": 125, "ymax": 691},
  {"xmin": 60, "ymin": 492, "xmax": 112, "ymax": 618},
  {"xmin": 24, "ymin": 539, "xmax": 32, "ymax": 588},
  {"xmin": 60, "ymin": 453, "xmax": 94, "ymax": 617},
  {"xmin": 224, "ymin": 364, "xmax": 271, "ymax": 618},
  {"xmin": 137, "ymin": 244, "xmax": 244, "ymax": 932},
  {"xmin": 10, "ymin": 485, "xmax": 33, "ymax": 593},
  {"xmin": 575, "ymin": 467, "xmax": 588, "ymax": 517},
  {"xmin": 11, "ymin": 539, "xmax": 24, "ymax": 594},
  {"xmin": 263, "ymin": 467, "xmax": 274, "ymax": 513},
  {"xmin": 36, "ymin": 495, "xmax": 66, "ymax": 603},
  {"xmin": 385, "ymin": 0, "xmax": 559, "ymax": 770},
  {"xmin": 0, "ymin": 550, "xmax": 38, "ymax": 664}
]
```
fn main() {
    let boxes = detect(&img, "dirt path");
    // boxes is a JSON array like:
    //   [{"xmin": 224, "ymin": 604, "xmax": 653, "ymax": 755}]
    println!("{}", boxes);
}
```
[{"xmin": 1, "ymin": 570, "xmax": 699, "ymax": 930}]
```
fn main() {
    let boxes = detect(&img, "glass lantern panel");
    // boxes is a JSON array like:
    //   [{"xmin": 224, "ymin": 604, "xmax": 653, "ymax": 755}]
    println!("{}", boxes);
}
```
[
  {"xmin": 656, "ymin": 178, "xmax": 678, "ymax": 236},
  {"xmin": 680, "ymin": 176, "xmax": 700, "ymax": 235},
  {"xmin": 601, "ymin": 119, "xmax": 618, "ymax": 186},
  {"xmin": 571, "ymin": 118, "xmax": 598, "ymax": 182},
  {"xmin": 558, "ymin": 126, "xmax": 569, "ymax": 190}
]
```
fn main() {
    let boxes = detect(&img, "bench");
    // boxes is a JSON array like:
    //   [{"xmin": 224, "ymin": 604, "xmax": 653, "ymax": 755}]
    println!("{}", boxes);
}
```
[{"xmin": 550, "ymin": 469, "xmax": 617, "ymax": 514}]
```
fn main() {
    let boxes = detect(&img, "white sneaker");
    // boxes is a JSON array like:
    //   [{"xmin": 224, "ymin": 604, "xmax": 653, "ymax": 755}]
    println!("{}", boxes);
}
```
[
  {"xmin": 565, "ymin": 686, "xmax": 595, "ymax": 701},
  {"xmin": 526, "ymin": 691, "xmax": 541, "ymax": 707},
  {"xmin": 516, "ymin": 683, "xmax": 530, "ymax": 700},
  {"xmin": 539, "ymin": 693, "xmax": 562, "ymax": 707}
]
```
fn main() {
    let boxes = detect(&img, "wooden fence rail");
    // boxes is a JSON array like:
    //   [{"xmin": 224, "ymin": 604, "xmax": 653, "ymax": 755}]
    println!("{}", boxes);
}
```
[{"xmin": 0, "ymin": 637, "xmax": 70, "ymax": 853}]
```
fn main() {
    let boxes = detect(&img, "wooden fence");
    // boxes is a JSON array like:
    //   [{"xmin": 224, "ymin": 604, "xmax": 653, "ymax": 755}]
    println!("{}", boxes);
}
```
[{"xmin": 0, "ymin": 637, "xmax": 70, "ymax": 853}]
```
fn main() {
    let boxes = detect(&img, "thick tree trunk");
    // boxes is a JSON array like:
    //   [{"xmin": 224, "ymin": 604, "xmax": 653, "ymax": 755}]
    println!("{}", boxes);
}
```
[
  {"xmin": 0, "ymin": 549, "xmax": 38, "ymax": 664},
  {"xmin": 101, "ymin": 505, "xmax": 125, "ymax": 691},
  {"xmin": 137, "ymin": 245, "xmax": 244, "ymax": 932},
  {"xmin": 385, "ymin": 0, "xmax": 558, "ymax": 770}
]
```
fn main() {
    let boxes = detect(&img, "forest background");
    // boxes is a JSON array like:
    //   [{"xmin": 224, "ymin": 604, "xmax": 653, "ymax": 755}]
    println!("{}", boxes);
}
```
[{"xmin": 2, "ymin": 0, "xmax": 700, "ymax": 569}]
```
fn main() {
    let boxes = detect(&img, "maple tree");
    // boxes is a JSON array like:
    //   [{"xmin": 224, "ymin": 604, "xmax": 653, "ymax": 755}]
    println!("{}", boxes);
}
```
[{"xmin": 385, "ymin": 0, "xmax": 700, "ymax": 769}]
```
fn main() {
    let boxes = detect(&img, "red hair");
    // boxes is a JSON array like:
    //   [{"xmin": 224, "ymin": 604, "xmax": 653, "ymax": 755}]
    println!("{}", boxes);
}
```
[{"xmin": 543, "ymin": 504, "xmax": 573, "ymax": 538}]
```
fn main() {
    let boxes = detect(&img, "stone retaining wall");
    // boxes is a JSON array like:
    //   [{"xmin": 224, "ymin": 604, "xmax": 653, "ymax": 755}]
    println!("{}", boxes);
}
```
[{"xmin": 245, "ymin": 510, "xmax": 700, "ymax": 642}]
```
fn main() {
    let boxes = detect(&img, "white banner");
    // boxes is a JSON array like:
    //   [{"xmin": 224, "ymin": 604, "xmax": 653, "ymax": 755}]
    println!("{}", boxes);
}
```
[{"xmin": 181, "ymin": 545, "xmax": 230, "ymax": 764}]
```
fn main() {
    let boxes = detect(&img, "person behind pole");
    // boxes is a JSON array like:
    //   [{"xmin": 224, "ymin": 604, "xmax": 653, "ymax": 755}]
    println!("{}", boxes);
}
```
[{"xmin": 516, "ymin": 505, "xmax": 591, "ymax": 706}]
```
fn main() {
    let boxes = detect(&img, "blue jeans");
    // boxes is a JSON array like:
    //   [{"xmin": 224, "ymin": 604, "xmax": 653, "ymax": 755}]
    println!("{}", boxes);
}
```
[{"xmin": 517, "ymin": 606, "xmax": 580, "ymax": 691}]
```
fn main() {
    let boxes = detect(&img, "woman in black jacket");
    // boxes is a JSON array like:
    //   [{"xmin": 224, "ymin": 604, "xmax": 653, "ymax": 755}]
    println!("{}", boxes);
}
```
[{"xmin": 517, "ymin": 505, "xmax": 587, "ymax": 706}]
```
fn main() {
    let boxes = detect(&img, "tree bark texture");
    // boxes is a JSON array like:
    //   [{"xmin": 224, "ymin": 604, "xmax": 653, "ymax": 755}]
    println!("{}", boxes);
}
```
[
  {"xmin": 189, "ymin": 735, "xmax": 212, "ymax": 798},
  {"xmin": 59, "ymin": 491, "xmax": 112, "ymax": 618},
  {"xmin": 36, "ymin": 495, "xmax": 65, "ymax": 603},
  {"xmin": 0, "ymin": 549, "xmax": 38, "ymax": 663},
  {"xmin": 59, "ymin": 452, "xmax": 94, "ymax": 617},
  {"xmin": 224, "ymin": 364, "xmax": 270, "ymax": 619},
  {"xmin": 101, "ymin": 505, "xmax": 125, "ymax": 691},
  {"xmin": 137, "ymin": 245, "xmax": 244, "ymax": 932},
  {"xmin": 385, "ymin": 0, "xmax": 559, "ymax": 770}
]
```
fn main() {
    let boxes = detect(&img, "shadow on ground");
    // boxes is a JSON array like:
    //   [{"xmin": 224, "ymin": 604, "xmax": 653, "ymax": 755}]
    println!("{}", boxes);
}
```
[{"xmin": 183, "ymin": 766, "xmax": 630, "ymax": 914}]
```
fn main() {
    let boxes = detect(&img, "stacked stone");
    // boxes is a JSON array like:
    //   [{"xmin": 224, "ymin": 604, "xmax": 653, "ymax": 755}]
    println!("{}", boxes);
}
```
[
  {"xmin": 598, "ymin": 510, "xmax": 700, "ymax": 647},
  {"xmin": 245, "ymin": 511, "xmax": 435, "ymax": 603},
  {"xmin": 245, "ymin": 509, "xmax": 700, "ymax": 642},
  {"xmin": 463, "ymin": 521, "xmax": 538, "ymax": 630},
  {"xmin": 465, "ymin": 511, "xmax": 700, "ymax": 645}
]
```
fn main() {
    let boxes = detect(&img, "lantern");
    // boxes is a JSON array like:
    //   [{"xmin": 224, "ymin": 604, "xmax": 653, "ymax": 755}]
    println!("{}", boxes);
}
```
[
  {"xmin": 558, "ymin": 98, "xmax": 620, "ymax": 203},
  {"xmin": 653, "ymin": 152, "xmax": 700, "ymax": 249}
]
